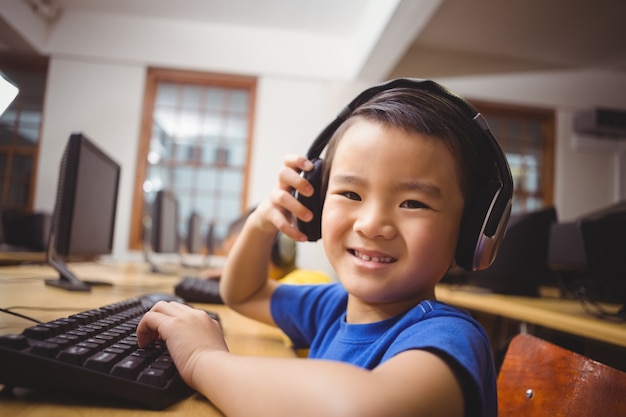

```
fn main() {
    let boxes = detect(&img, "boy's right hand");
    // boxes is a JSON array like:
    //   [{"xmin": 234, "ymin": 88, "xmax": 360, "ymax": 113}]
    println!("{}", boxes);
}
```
[{"xmin": 253, "ymin": 155, "xmax": 315, "ymax": 243}]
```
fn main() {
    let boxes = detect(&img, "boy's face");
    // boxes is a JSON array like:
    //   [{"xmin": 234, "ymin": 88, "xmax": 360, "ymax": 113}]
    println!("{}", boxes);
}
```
[{"xmin": 321, "ymin": 119, "xmax": 465, "ymax": 318}]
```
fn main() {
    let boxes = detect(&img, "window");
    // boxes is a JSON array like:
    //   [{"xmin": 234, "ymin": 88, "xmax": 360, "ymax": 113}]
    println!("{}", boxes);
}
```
[
  {"xmin": 474, "ymin": 101, "xmax": 555, "ymax": 214},
  {"xmin": 130, "ymin": 69, "xmax": 256, "ymax": 251},
  {"xmin": 0, "ymin": 59, "xmax": 47, "ymax": 212}
]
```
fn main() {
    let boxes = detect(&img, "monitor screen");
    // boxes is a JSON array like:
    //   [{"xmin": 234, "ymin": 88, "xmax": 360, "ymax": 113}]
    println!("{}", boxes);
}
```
[
  {"xmin": 444, "ymin": 206, "xmax": 558, "ymax": 296},
  {"xmin": 151, "ymin": 190, "xmax": 179, "ymax": 254},
  {"xmin": 45, "ymin": 133, "xmax": 121, "ymax": 291},
  {"xmin": 185, "ymin": 211, "xmax": 202, "ymax": 254},
  {"xmin": 548, "ymin": 200, "xmax": 626, "ymax": 312}
]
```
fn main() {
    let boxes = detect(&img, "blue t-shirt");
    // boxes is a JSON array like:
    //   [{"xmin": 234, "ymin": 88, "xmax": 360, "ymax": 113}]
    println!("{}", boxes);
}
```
[{"xmin": 271, "ymin": 282, "xmax": 497, "ymax": 417}]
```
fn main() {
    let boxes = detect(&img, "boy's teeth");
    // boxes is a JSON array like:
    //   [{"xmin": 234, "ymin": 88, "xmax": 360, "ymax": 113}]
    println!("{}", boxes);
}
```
[{"xmin": 354, "ymin": 250, "xmax": 393, "ymax": 263}]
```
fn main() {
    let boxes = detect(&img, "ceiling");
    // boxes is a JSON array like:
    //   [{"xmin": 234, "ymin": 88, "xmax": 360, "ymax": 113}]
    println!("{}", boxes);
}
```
[{"xmin": 1, "ymin": 0, "xmax": 625, "ymax": 79}]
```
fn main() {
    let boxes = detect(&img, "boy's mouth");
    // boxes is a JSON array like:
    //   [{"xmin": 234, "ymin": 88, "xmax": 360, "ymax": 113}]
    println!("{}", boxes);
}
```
[{"xmin": 349, "ymin": 249, "xmax": 396, "ymax": 264}]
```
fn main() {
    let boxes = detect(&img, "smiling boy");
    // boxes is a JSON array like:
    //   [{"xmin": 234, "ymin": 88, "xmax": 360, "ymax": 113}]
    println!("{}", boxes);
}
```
[{"xmin": 137, "ymin": 79, "xmax": 512, "ymax": 417}]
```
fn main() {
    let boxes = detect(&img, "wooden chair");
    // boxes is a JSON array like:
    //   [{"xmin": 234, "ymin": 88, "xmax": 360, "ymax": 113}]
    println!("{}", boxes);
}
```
[{"xmin": 497, "ymin": 333, "xmax": 626, "ymax": 416}]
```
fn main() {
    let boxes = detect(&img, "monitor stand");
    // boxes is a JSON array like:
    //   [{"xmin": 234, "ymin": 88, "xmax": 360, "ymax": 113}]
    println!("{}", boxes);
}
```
[{"xmin": 45, "ymin": 252, "xmax": 111, "ymax": 292}]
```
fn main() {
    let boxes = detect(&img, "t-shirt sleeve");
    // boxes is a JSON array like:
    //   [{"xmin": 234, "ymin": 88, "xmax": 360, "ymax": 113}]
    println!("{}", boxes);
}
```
[
  {"xmin": 270, "ymin": 283, "xmax": 346, "ymax": 349},
  {"xmin": 388, "ymin": 315, "xmax": 497, "ymax": 417}
]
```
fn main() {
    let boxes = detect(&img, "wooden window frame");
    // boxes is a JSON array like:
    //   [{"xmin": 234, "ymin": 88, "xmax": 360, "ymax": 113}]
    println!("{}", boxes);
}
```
[
  {"xmin": 0, "ymin": 55, "xmax": 48, "ymax": 213},
  {"xmin": 129, "ymin": 68, "xmax": 257, "ymax": 250},
  {"xmin": 473, "ymin": 100, "xmax": 556, "ymax": 210}
]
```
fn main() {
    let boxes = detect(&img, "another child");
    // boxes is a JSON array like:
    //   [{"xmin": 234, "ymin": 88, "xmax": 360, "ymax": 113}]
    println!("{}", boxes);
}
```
[{"xmin": 137, "ymin": 79, "xmax": 512, "ymax": 417}]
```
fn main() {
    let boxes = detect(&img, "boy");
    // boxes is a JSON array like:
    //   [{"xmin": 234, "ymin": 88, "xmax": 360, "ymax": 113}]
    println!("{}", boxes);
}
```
[{"xmin": 137, "ymin": 79, "xmax": 512, "ymax": 417}]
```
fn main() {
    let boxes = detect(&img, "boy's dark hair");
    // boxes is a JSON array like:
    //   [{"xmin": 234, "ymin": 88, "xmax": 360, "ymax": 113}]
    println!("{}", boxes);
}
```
[{"xmin": 321, "ymin": 87, "xmax": 492, "ymax": 204}]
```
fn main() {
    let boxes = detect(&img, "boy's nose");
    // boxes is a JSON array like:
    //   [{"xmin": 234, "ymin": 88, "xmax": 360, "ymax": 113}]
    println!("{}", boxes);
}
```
[{"xmin": 353, "ymin": 205, "xmax": 396, "ymax": 240}]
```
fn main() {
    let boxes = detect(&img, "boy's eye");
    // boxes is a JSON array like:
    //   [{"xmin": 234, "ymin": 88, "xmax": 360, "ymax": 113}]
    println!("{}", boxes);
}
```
[
  {"xmin": 400, "ymin": 200, "xmax": 428, "ymax": 209},
  {"xmin": 340, "ymin": 191, "xmax": 361, "ymax": 201}
]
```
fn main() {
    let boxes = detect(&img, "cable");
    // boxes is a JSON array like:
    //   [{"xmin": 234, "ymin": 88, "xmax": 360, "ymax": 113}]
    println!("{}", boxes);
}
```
[
  {"xmin": 0, "ymin": 305, "xmax": 90, "ymax": 324},
  {"xmin": 0, "ymin": 307, "xmax": 42, "ymax": 324},
  {"xmin": 569, "ymin": 282, "xmax": 626, "ymax": 322}
]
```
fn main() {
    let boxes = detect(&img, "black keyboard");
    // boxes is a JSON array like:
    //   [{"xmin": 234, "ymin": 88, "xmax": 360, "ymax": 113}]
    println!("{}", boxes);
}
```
[
  {"xmin": 175, "ymin": 276, "xmax": 223, "ymax": 304},
  {"xmin": 0, "ymin": 293, "xmax": 214, "ymax": 409}
]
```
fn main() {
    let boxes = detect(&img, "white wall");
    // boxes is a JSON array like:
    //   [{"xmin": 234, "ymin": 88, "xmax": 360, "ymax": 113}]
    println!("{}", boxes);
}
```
[{"xmin": 36, "ymin": 58, "xmax": 145, "ymax": 260}]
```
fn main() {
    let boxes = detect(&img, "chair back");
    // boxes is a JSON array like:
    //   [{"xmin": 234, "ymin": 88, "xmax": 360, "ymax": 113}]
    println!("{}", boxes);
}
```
[{"xmin": 497, "ymin": 333, "xmax": 626, "ymax": 417}]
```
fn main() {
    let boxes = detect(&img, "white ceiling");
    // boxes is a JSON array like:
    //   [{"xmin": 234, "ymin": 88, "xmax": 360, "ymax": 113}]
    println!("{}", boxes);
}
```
[{"xmin": 1, "ymin": 0, "xmax": 625, "ymax": 80}]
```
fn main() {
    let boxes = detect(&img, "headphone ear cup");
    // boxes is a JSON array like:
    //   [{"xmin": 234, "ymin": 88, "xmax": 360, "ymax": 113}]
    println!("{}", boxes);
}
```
[
  {"xmin": 271, "ymin": 232, "xmax": 297, "ymax": 267},
  {"xmin": 456, "ymin": 180, "xmax": 506, "ymax": 271},
  {"xmin": 296, "ymin": 158, "xmax": 325, "ymax": 241}
]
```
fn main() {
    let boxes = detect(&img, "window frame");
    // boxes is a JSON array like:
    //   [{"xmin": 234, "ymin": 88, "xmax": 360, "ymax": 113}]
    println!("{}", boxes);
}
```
[
  {"xmin": 0, "ymin": 55, "xmax": 48, "ymax": 213},
  {"xmin": 129, "ymin": 68, "xmax": 257, "ymax": 250},
  {"xmin": 473, "ymin": 100, "xmax": 556, "ymax": 212}
]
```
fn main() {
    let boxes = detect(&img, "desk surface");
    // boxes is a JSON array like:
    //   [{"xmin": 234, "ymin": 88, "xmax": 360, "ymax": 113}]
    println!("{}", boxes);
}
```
[
  {"xmin": 436, "ymin": 284, "xmax": 626, "ymax": 348},
  {"xmin": 1, "ymin": 263, "xmax": 625, "ymax": 415},
  {"xmin": 0, "ymin": 262, "xmax": 295, "ymax": 416}
]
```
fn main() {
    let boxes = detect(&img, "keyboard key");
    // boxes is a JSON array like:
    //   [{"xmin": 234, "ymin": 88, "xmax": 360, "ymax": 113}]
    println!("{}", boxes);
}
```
[
  {"xmin": 111, "ymin": 356, "xmax": 146, "ymax": 379},
  {"xmin": 31, "ymin": 341, "xmax": 63, "ymax": 357},
  {"xmin": 23, "ymin": 325, "xmax": 56, "ymax": 340},
  {"xmin": 84, "ymin": 351, "xmax": 120, "ymax": 372},
  {"xmin": 0, "ymin": 334, "xmax": 29, "ymax": 349},
  {"xmin": 151, "ymin": 356, "xmax": 176, "ymax": 378},
  {"xmin": 58, "ymin": 345, "xmax": 93, "ymax": 365},
  {"xmin": 138, "ymin": 368, "xmax": 168, "ymax": 387}
]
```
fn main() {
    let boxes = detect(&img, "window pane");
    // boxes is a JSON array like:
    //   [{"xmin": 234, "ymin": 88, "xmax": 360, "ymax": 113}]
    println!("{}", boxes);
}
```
[
  {"xmin": 201, "ymin": 112, "xmax": 222, "ymax": 138},
  {"xmin": 7, "ymin": 182, "xmax": 29, "ymax": 206},
  {"xmin": 218, "ymin": 197, "xmax": 241, "ymax": 220},
  {"xmin": 0, "ymin": 108, "xmax": 17, "ymax": 125},
  {"xmin": 225, "ymin": 115, "xmax": 248, "ymax": 142},
  {"xmin": 197, "ymin": 167, "xmax": 218, "ymax": 191},
  {"xmin": 0, "ymin": 128, "xmax": 13, "ymax": 146},
  {"xmin": 177, "ymin": 110, "xmax": 202, "ymax": 141},
  {"xmin": 0, "ymin": 153, "xmax": 7, "ymax": 176},
  {"xmin": 156, "ymin": 83, "xmax": 179, "ymax": 106},
  {"xmin": 228, "ymin": 143, "xmax": 247, "ymax": 166},
  {"xmin": 11, "ymin": 154, "xmax": 33, "ymax": 177},
  {"xmin": 228, "ymin": 90, "xmax": 249, "ymax": 112},
  {"xmin": 204, "ymin": 88, "xmax": 225, "ymax": 110},
  {"xmin": 175, "ymin": 142, "xmax": 195, "ymax": 162},
  {"xmin": 173, "ymin": 166, "xmax": 194, "ymax": 189},
  {"xmin": 182, "ymin": 85, "xmax": 201, "ymax": 108},
  {"xmin": 16, "ymin": 124, "xmax": 39, "ymax": 147}
]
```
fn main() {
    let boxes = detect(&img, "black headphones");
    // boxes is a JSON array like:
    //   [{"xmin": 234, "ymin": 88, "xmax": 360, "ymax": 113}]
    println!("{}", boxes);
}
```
[{"xmin": 294, "ymin": 78, "xmax": 513, "ymax": 272}]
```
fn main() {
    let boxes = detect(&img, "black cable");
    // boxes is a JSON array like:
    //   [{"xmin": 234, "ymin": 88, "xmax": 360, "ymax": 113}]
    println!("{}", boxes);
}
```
[
  {"xmin": 0, "ymin": 305, "xmax": 91, "ymax": 324},
  {"xmin": 578, "ymin": 296, "xmax": 626, "ymax": 323},
  {"xmin": 0, "ymin": 307, "xmax": 42, "ymax": 324}
]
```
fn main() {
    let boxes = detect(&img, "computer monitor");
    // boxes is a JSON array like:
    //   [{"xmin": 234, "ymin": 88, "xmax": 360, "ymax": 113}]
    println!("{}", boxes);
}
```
[
  {"xmin": 143, "ymin": 189, "xmax": 180, "ymax": 273},
  {"xmin": 446, "ymin": 206, "xmax": 558, "ymax": 296},
  {"xmin": 45, "ymin": 133, "xmax": 121, "ymax": 291},
  {"xmin": 150, "ymin": 190, "xmax": 179, "ymax": 253},
  {"xmin": 548, "ymin": 201, "xmax": 626, "ymax": 317},
  {"xmin": 185, "ymin": 212, "xmax": 202, "ymax": 254}
]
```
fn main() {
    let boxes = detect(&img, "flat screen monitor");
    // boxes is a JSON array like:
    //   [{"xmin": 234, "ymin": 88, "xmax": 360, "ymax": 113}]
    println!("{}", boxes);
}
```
[
  {"xmin": 150, "ymin": 190, "xmax": 179, "ymax": 254},
  {"xmin": 548, "ymin": 200, "xmax": 626, "ymax": 318},
  {"xmin": 144, "ymin": 189, "xmax": 180, "ymax": 273},
  {"xmin": 185, "ymin": 212, "xmax": 202, "ymax": 254},
  {"xmin": 45, "ymin": 133, "xmax": 121, "ymax": 291},
  {"xmin": 444, "ymin": 206, "xmax": 558, "ymax": 296}
]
